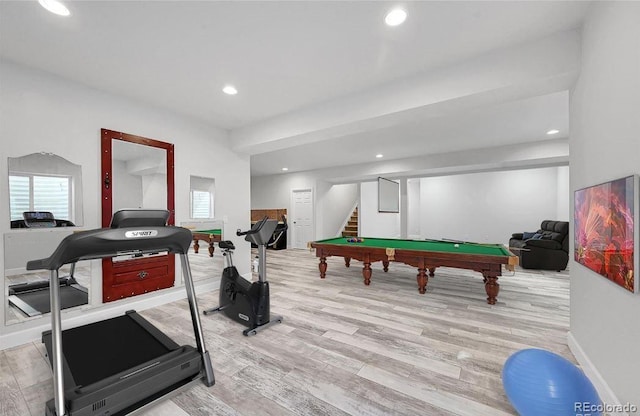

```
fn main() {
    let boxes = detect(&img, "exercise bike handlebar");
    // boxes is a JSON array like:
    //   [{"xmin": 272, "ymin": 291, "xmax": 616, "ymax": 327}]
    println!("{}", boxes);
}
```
[{"xmin": 236, "ymin": 216, "xmax": 269, "ymax": 237}]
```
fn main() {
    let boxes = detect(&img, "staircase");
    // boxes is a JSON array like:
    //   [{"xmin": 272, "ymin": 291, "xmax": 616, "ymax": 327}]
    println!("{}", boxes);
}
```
[{"xmin": 341, "ymin": 207, "xmax": 358, "ymax": 237}]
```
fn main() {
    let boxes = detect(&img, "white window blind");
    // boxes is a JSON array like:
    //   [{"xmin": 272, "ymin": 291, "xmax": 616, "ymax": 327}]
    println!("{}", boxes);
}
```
[
  {"xmin": 191, "ymin": 190, "xmax": 211, "ymax": 219},
  {"xmin": 9, "ymin": 176, "xmax": 29, "ymax": 220},
  {"xmin": 9, "ymin": 174, "xmax": 72, "ymax": 221},
  {"xmin": 189, "ymin": 175, "xmax": 215, "ymax": 219}
]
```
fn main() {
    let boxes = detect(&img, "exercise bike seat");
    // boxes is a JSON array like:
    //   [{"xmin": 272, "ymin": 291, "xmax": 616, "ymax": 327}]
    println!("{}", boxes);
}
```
[{"xmin": 219, "ymin": 241, "xmax": 235, "ymax": 250}]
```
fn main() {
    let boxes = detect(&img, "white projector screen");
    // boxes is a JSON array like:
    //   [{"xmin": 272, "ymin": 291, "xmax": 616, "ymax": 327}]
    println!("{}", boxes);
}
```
[{"xmin": 378, "ymin": 177, "xmax": 399, "ymax": 213}]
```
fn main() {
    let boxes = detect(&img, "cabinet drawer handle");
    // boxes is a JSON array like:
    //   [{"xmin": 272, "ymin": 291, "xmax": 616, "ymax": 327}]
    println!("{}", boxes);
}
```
[{"xmin": 138, "ymin": 271, "xmax": 148, "ymax": 279}]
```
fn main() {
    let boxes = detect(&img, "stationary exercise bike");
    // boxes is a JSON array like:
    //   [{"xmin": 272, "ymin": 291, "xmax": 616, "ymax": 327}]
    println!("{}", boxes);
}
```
[{"xmin": 203, "ymin": 216, "xmax": 285, "ymax": 336}]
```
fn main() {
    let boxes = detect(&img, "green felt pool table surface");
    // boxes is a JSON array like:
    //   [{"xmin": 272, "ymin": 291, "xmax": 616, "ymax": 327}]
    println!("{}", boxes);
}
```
[
  {"xmin": 193, "ymin": 229, "xmax": 222, "ymax": 235},
  {"xmin": 310, "ymin": 237, "xmax": 518, "ymax": 304},
  {"xmin": 314, "ymin": 237, "xmax": 511, "ymax": 256}
]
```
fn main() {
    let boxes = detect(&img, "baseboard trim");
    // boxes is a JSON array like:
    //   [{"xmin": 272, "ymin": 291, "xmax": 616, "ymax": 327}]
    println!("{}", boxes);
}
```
[
  {"xmin": 567, "ymin": 331, "xmax": 628, "ymax": 415},
  {"xmin": 1, "ymin": 279, "xmax": 219, "ymax": 351}
]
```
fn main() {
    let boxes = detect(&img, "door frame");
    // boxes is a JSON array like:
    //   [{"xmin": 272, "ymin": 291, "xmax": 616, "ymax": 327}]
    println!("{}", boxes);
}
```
[{"xmin": 290, "ymin": 188, "xmax": 314, "ymax": 249}]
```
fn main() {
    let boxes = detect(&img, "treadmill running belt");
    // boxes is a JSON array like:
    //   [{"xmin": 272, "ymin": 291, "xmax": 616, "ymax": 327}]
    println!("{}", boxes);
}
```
[
  {"xmin": 61, "ymin": 314, "xmax": 172, "ymax": 387},
  {"xmin": 10, "ymin": 285, "xmax": 88, "ymax": 316}
]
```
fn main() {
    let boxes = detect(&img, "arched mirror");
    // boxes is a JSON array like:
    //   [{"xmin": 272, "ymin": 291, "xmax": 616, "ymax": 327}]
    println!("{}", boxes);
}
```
[
  {"xmin": 5, "ymin": 152, "xmax": 87, "ymax": 324},
  {"xmin": 8, "ymin": 152, "xmax": 83, "ymax": 227},
  {"xmin": 100, "ymin": 128, "xmax": 175, "ymax": 302}
]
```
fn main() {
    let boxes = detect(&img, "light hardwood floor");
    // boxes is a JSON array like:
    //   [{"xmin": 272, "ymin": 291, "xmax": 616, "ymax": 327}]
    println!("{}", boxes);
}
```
[{"xmin": 1, "ymin": 248, "xmax": 571, "ymax": 416}]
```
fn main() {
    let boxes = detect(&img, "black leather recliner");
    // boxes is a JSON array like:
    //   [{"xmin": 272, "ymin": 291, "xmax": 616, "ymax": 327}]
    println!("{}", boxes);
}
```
[{"xmin": 509, "ymin": 220, "xmax": 569, "ymax": 271}]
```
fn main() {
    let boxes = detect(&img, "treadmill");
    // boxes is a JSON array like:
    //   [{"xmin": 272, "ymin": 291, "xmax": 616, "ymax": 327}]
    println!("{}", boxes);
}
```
[
  {"xmin": 9, "ymin": 211, "xmax": 86, "ymax": 317},
  {"xmin": 28, "ymin": 209, "xmax": 215, "ymax": 416},
  {"xmin": 9, "ymin": 263, "xmax": 87, "ymax": 317}
]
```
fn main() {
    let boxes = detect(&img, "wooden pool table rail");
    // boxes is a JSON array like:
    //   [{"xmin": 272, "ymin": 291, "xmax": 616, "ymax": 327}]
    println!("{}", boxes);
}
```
[
  {"xmin": 309, "ymin": 241, "xmax": 518, "ymax": 304},
  {"xmin": 191, "ymin": 231, "xmax": 222, "ymax": 257}
]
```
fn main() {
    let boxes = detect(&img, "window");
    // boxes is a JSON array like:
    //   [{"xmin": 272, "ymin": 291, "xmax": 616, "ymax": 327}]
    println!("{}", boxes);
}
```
[
  {"xmin": 9, "ymin": 174, "xmax": 72, "ymax": 221},
  {"xmin": 190, "ymin": 176, "xmax": 215, "ymax": 219},
  {"xmin": 8, "ymin": 152, "xmax": 84, "ymax": 226},
  {"xmin": 191, "ymin": 190, "xmax": 212, "ymax": 219}
]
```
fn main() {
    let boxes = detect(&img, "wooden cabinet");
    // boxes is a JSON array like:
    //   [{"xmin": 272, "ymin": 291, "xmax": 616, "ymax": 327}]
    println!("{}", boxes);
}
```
[{"xmin": 102, "ymin": 255, "xmax": 174, "ymax": 302}]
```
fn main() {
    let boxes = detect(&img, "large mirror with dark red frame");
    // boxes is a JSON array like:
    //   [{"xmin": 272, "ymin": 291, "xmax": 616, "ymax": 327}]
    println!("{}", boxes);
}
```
[{"xmin": 100, "ymin": 128, "xmax": 175, "ymax": 302}]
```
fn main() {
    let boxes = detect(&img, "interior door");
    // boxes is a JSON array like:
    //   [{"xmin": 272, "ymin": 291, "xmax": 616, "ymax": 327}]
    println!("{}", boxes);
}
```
[
  {"xmin": 292, "ymin": 189, "xmax": 313, "ymax": 249},
  {"xmin": 100, "ymin": 129, "xmax": 175, "ymax": 302}
]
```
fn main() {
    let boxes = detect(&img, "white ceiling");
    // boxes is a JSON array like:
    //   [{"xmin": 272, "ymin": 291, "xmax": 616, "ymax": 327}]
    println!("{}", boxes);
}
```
[
  {"xmin": 0, "ymin": 1, "xmax": 590, "ymax": 180},
  {"xmin": 251, "ymin": 91, "xmax": 570, "ymax": 175}
]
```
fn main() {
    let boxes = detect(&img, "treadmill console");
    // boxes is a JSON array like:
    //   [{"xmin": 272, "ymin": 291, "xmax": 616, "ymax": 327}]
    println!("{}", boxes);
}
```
[
  {"xmin": 110, "ymin": 209, "xmax": 169, "ymax": 228},
  {"xmin": 23, "ymin": 211, "xmax": 57, "ymax": 228}
]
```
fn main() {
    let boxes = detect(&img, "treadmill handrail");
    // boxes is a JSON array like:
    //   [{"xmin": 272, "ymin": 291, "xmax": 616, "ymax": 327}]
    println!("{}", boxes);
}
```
[{"xmin": 26, "ymin": 226, "xmax": 192, "ymax": 271}]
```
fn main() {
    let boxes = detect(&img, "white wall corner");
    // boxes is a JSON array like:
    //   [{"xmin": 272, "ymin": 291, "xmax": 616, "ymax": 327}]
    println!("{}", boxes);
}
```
[{"xmin": 567, "ymin": 332, "xmax": 626, "ymax": 415}]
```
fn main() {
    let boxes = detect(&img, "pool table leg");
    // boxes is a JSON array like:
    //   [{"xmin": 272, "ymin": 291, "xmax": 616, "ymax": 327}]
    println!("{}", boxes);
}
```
[
  {"xmin": 416, "ymin": 268, "xmax": 427, "ymax": 294},
  {"xmin": 207, "ymin": 241, "xmax": 214, "ymax": 257},
  {"xmin": 319, "ymin": 257, "xmax": 327, "ymax": 278},
  {"xmin": 193, "ymin": 238, "xmax": 200, "ymax": 254},
  {"xmin": 363, "ymin": 263, "xmax": 372, "ymax": 285},
  {"xmin": 428, "ymin": 267, "xmax": 436, "ymax": 277},
  {"xmin": 382, "ymin": 260, "xmax": 389, "ymax": 272},
  {"xmin": 344, "ymin": 257, "xmax": 351, "ymax": 268},
  {"xmin": 483, "ymin": 273, "xmax": 499, "ymax": 305}
]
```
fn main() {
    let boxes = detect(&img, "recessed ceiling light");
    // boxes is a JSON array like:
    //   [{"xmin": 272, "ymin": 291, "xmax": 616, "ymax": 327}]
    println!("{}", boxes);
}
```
[
  {"xmin": 38, "ymin": 0, "xmax": 70, "ymax": 16},
  {"xmin": 385, "ymin": 8, "xmax": 407, "ymax": 26},
  {"xmin": 546, "ymin": 129, "xmax": 560, "ymax": 135},
  {"xmin": 222, "ymin": 85, "xmax": 238, "ymax": 95},
  {"xmin": 281, "ymin": 167, "xmax": 289, "ymax": 171},
  {"xmin": 376, "ymin": 154, "xmax": 384, "ymax": 158}
]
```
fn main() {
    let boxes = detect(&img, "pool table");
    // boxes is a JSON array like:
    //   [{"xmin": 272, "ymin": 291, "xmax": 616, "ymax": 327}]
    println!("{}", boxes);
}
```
[
  {"xmin": 191, "ymin": 229, "xmax": 222, "ymax": 257},
  {"xmin": 309, "ymin": 237, "xmax": 518, "ymax": 304}
]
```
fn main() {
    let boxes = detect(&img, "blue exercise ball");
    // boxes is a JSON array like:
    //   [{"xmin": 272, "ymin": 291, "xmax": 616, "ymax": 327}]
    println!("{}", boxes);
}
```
[{"xmin": 502, "ymin": 349, "xmax": 601, "ymax": 416}]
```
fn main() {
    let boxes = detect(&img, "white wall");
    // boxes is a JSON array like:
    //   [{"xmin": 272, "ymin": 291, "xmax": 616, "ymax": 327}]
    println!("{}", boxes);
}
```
[
  {"xmin": 417, "ymin": 167, "xmax": 568, "ymax": 245},
  {"xmin": 113, "ymin": 160, "xmax": 143, "ymax": 210},
  {"xmin": 251, "ymin": 172, "xmax": 358, "ymax": 243},
  {"xmin": 4, "ymin": 230, "xmax": 74, "ymax": 274},
  {"xmin": 360, "ymin": 181, "xmax": 401, "ymax": 238},
  {"xmin": 407, "ymin": 179, "xmax": 421, "ymax": 238},
  {"xmin": 569, "ymin": 2, "xmax": 640, "ymax": 407},
  {"xmin": 251, "ymin": 173, "xmax": 312, "ymax": 211},
  {"xmin": 321, "ymin": 183, "xmax": 358, "ymax": 238},
  {"xmin": 556, "ymin": 165, "xmax": 570, "ymax": 221},
  {"xmin": 0, "ymin": 61, "xmax": 250, "ymax": 348},
  {"xmin": 142, "ymin": 173, "xmax": 168, "ymax": 210},
  {"xmin": 251, "ymin": 172, "xmax": 315, "ymax": 247}
]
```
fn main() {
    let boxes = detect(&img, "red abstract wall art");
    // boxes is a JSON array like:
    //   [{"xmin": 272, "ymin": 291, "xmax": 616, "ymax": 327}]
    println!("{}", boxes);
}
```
[{"xmin": 575, "ymin": 176, "xmax": 635, "ymax": 292}]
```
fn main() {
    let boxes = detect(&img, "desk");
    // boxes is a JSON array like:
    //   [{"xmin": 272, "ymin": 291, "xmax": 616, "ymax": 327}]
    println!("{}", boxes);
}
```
[
  {"xmin": 309, "ymin": 237, "xmax": 518, "ymax": 304},
  {"xmin": 191, "ymin": 229, "xmax": 222, "ymax": 257}
]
